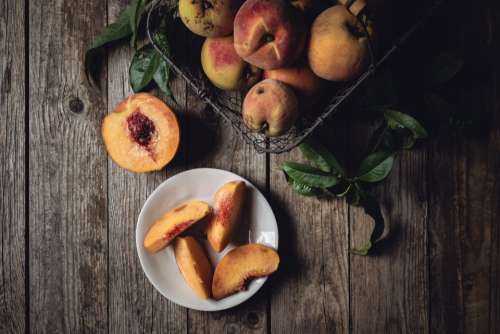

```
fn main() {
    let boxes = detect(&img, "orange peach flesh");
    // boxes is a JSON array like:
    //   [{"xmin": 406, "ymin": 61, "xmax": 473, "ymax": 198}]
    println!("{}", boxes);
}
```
[
  {"xmin": 102, "ymin": 93, "xmax": 180, "ymax": 173},
  {"xmin": 175, "ymin": 236, "xmax": 213, "ymax": 299},
  {"xmin": 143, "ymin": 201, "xmax": 212, "ymax": 253},
  {"xmin": 212, "ymin": 244, "xmax": 279, "ymax": 300},
  {"xmin": 206, "ymin": 181, "xmax": 246, "ymax": 252}
]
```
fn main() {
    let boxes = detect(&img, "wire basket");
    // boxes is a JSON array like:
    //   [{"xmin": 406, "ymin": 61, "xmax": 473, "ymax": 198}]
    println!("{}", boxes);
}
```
[{"xmin": 147, "ymin": 0, "xmax": 443, "ymax": 154}]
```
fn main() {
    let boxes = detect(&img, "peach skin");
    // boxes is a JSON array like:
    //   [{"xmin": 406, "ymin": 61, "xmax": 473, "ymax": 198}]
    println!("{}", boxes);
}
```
[
  {"xmin": 242, "ymin": 79, "xmax": 299, "ymax": 137},
  {"xmin": 206, "ymin": 181, "xmax": 246, "ymax": 252},
  {"xmin": 201, "ymin": 36, "xmax": 261, "ymax": 91},
  {"xmin": 233, "ymin": 0, "xmax": 306, "ymax": 70},
  {"xmin": 263, "ymin": 66, "xmax": 324, "ymax": 106},
  {"xmin": 179, "ymin": 0, "xmax": 243, "ymax": 37}
]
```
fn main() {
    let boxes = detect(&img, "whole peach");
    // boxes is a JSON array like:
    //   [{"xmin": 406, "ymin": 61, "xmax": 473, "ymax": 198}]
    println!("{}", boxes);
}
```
[
  {"xmin": 242, "ymin": 79, "xmax": 299, "ymax": 137},
  {"xmin": 201, "ymin": 36, "xmax": 261, "ymax": 91},
  {"xmin": 179, "ymin": 0, "xmax": 243, "ymax": 37},
  {"xmin": 263, "ymin": 66, "xmax": 324, "ymax": 106},
  {"xmin": 308, "ymin": 5, "xmax": 375, "ymax": 81},
  {"xmin": 233, "ymin": 0, "xmax": 306, "ymax": 70}
]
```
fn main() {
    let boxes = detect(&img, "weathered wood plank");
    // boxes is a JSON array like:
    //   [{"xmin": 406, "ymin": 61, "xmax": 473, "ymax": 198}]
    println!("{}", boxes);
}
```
[
  {"xmin": 106, "ymin": 1, "xmax": 187, "ymax": 333},
  {"xmin": 183, "ymin": 40, "xmax": 268, "ymax": 334},
  {"xmin": 269, "ymin": 137, "xmax": 349, "ymax": 334},
  {"xmin": 428, "ymin": 1, "xmax": 500, "ymax": 333},
  {"xmin": 29, "ymin": 0, "xmax": 108, "ymax": 332},
  {"xmin": 0, "ymin": 0, "xmax": 26, "ymax": 333},
  {"xmin": 349, "ymin": 149, "xmax": 428, "ymax": 334}
]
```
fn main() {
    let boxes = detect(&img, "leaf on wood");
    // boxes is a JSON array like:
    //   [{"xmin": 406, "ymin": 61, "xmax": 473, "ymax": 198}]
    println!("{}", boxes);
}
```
[
  {"xmin": 130, "ymin": 44, "xmax": 162, "ymax": 92},
  {"xmin": 348, "ymin": 188, "xmax": 387, "ymax": 256},
  {"xmin": 384, "ymin": 110, "xmax": 428, "ymax": 139},
  {"xmin": 356, "ymin": 151, "xmax": 394, "ymax": 183},
  {"xmin": 130, "ymin": 0, "xmax": 146, "ymax": 49},
  {"xmin": 282, "ymin": 162, "xmax": 339, "ymax": 188},
  {"xmin": 299, "ymin": 140, "xmax": 344, "ymax": 175},
  {"xmin": 287, "ymin": 178, "xmax": 322, "ymax": 197},
  {"xmin": 84, "ymin": 2, "xmax": 136, "ymax": 84}
]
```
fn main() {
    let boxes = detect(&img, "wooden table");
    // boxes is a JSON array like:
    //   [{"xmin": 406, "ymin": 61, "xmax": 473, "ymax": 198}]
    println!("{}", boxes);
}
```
[{"xmin": 1, "ymin": 0, "xmax": 499, "ymax": 333}]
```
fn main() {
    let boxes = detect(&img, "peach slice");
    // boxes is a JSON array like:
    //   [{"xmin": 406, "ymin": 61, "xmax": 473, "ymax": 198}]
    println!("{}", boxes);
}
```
[
  {"xmin": 102, "ymin": 93, "xmax": 180, "ymax": 173},
  {"xmin": 175, "ymin": 236, "xmax": 213, "ymax": 299},
  {"xmin": 206, "ymin": 181, "xmax": 246, "ymax": 252},
  {"xmin": 212, "ymin": 244, "xmax": 279, "ymax": 300},
  {"xmin": 144, "ymin": 201, "xmax": 212, "ymax": 253}
]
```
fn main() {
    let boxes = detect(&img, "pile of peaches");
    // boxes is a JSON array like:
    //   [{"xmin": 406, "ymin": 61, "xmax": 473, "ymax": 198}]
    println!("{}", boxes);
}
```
[
  {"xmin": 143, "ymin": 180, "xmax": 279, "ymax": 300},
  {"xmin": 182, "ymin": 0, "xmax": 374, "ymax": 136}
]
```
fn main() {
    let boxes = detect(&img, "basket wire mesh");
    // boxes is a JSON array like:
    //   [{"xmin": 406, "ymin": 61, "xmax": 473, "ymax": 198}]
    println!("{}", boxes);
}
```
[{"xmin": 147, "ymin": 0, "xmax": 444, "ymax": 154}]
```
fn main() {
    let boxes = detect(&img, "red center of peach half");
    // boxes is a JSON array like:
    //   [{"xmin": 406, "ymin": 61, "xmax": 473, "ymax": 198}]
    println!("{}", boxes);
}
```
[
  {"xmin": 127, "ymin": 110, "xmax": 155, "ymax": 147},
  {"xmin": 163, "ymin": 220, "xmax": 194, "ymax": 241}
]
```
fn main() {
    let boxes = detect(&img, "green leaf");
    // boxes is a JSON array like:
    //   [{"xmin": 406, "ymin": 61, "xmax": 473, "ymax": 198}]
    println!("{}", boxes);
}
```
[
  {"xmin": 151, "ymin": 26, "xmax": 172, "ymax": 96},
  {"xmin": 349, "ymin": 189, "xmax": 386, "ymax": 256},
  {"xmin": 153, "ymin": 60, "xmax": 172, "ymax": 96},
  {"xmin": 85, "ymin": 3, "xmax": 136, "ymax": 83},
  {"xmin": 130, "ymin": 0, "xmax": 146, "ymax": 49},
  {"xmin": 356, "ymin": 152, "xmax": 394, "ymax": 183},
  {"xmin": 299, "ymin": 141, "xmax": 344, "ymax": 175},
  {"xmin": 287, "ymin": 179, "xmax": 321, "ymax": 197},
  {"xmin": 427, "ymin": 52, "xmax": 464, "ymax": 86},
  {"xmin": 130, "ymin": 44, "xmax": 162, "ymax": 92},
  {"xmin": 282, "ymin": 162, "xmax": 339, "ymax": 188},
  {"xmin": 384, "ymin": 110, "xmax": 428, "ymax": 139}
]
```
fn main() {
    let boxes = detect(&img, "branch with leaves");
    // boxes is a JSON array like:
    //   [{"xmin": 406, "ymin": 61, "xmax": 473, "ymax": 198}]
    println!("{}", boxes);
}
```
[
  {"xmin": 282, "ymin": 109, "xmax": 428, "ymax": 255},
  {"xmin": 85, "ymin": 0, "xmax": 173, "ymax": 96}
]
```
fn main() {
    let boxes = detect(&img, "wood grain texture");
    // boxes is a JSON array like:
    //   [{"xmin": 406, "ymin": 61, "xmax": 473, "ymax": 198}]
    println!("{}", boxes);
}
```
[
  {"xmin": 428, "ymin": 1, "xmax": 500, "ymax": 333},
  {"xmin": 0, "ymin": 0, "xmax": 26, "ymax": 333},
  {"xmin": 28, "ymin": 0, "xmax": 108, "ymax": 332},
  {"xmin": 269, "ymin": 144, "xmax": 349, "ymax": 334},
  {"xmin": 349, "ymin": 149, "xmax": 428, "ymax": 334},
  {"xmin": 106, "ymin": 0, "xmax": 187, "ymax": 333},
  {"xmin": 182, "ymin": 36, "xmax": 269, "ymax": 334}
]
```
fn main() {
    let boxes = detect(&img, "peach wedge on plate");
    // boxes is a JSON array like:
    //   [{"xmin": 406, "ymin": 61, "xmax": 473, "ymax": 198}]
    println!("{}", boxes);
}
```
[
  {"xmin": 212, "ymin": 244, "xmax": 279, "ymax": 300},
  {"xmin": 175, "ymin": 236, "xmax": 214, "ymax": 300},
  {"xmin": 144, "ymin": 200, "xmax": 212, "ymax": 253}
]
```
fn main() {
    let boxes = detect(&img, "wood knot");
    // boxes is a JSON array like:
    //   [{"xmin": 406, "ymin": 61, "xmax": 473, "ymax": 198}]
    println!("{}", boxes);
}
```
[
  {"xmin": 245, "ymin": 312, "xmax": 260, "ymax": 327},
  {"xmin": 69, "ymin": 97, "xmax": 84, "ymax": 114}
]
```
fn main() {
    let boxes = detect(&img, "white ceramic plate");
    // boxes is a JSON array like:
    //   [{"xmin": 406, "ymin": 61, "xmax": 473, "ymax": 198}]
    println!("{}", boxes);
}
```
[{"xmin": 136, "ymin": 168, "xmax": 279, "ymax": 311}]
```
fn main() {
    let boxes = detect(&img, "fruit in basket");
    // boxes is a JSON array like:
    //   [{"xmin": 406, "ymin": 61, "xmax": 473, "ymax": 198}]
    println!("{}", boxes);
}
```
[
  {"xmin": 102, "ymin": 93, "xmax": 180, "ymax": 173},
  {"xmin": 175, "ymin": 236, "xmax": 213, "ymax": 299},
  {"xmin": 206, "ymin": 181, "xmax": 246, "ymax": 252},
  {"xmin": 289, "ymin": 0, "xmax": 315, "ymax": 12},
  {"xmin": 263, "ymin": 66, "xmax": 324, "ymax": 107},
  {"xmin": 308, "ymin": 5, "xmax": 374, "ymax": 81},
  {"xmin": 233, "ymin": 0, "xmax": 306, "ymax": 70},
  {"xmin": 212, "ymin": 244, "xmax": 279, "ymax": 300},
  {"xmin": 201, "ymin": 36, "xmax": 261, "ymax": 91},
  {"xmin": 179, "ymin": 0, "xmax": 243, "ymax": 37},
  {"xmin": 143, "ymin": 201, "xmax": 212, "ymax": 253},
  {"xmin": 242, "ymin": 79, "xmax": 299, "ymax": 137}
]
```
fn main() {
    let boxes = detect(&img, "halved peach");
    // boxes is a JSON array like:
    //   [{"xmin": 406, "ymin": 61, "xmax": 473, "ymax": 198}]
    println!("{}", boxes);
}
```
[
  {"xmin": 102, "ymin": 93, "xmax": 180, "ymax": 173},
  {"xmin": 175, "ymin": 236, "xmax": 213, "ymax": 299},
  {"xmin": 206, "ymin": 181, "xmax": 246, "ymax": 252},
  {"xmin": 212, "ymin": 244, "xmax": 279, "ymax": 300},
  {"xmin": 144, "ymin": 201, "xmax": 212, "ymax": 253}
]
